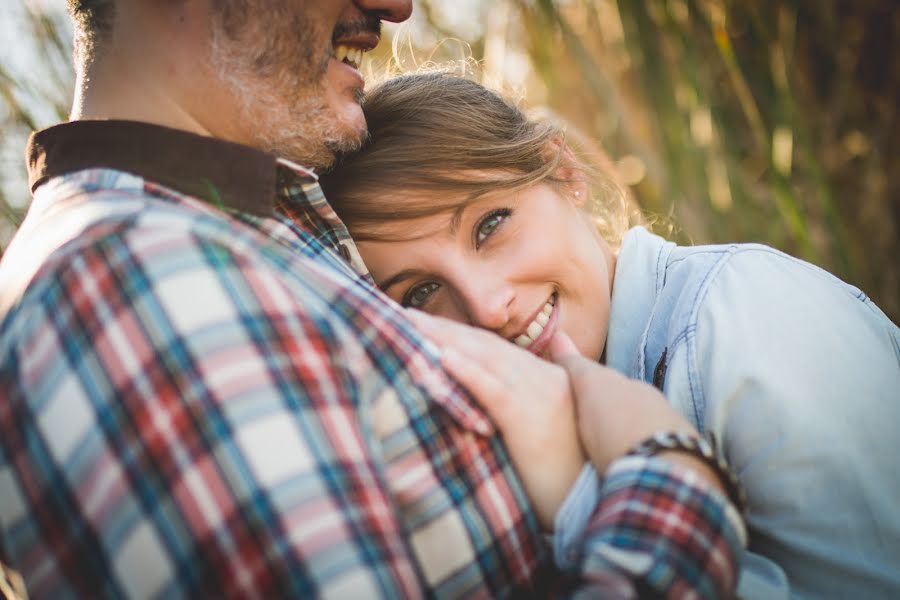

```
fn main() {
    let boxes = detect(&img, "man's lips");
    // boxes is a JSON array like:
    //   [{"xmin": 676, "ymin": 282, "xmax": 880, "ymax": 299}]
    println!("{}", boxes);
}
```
[
  {"xmin": 332, "ymin": 31, "xmax": 380, "ymax": 52},
  {"xmin": 331, "ymin": 32, "xmax": 380, "ymax": 70}
]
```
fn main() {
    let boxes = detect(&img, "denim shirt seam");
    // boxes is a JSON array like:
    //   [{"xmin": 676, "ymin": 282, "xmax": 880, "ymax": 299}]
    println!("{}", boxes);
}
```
[
  {"xmin": 635, "ymin": 236, "xmax": 676, "ymax": 380},
  {"xmin": 665, "ymin": 245, "xmax": 739, "ymax": 267},
  {"xmin": 682, "ymin": 248, "xmax": 742, "ymax": 433}
]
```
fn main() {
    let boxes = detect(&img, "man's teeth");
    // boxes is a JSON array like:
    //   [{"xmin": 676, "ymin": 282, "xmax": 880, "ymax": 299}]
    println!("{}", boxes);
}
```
[
  {"xmin": 514, "ymin": 297, "xmax": 556, "ymax": 348},
  {"xmin": 333, "ymin": 44, "xmax": 366, "ymax": 69}
]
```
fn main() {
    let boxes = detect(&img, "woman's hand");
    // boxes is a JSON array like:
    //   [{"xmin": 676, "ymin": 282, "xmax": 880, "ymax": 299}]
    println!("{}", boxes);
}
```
[
  {"xmin": 408, "ymin": 310, "xmax": 585, "ymax": 529},
  {"xmin": 549, "ymin": 332, "xmax": 724, "ymax": 493},
  {"xmin": 409, "ymin": 311, "xmax": 725, "ymax": 527}
]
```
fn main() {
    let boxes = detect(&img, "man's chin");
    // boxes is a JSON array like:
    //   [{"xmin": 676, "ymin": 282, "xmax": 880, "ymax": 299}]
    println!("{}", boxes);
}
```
[
  {"xmin": 318, "ymin": 115, "xmax": 368, "ymax": 167},
  {"xmin": 335, "ymin": 101, "xmax": 368, "ymax": 142},
  {"xmin": 258, "ymin": 97, "xmax": 367, "ymax": 170},
  {"xmin": 276, "ymin": 127, "xmax": 365, "ymax": 172}
]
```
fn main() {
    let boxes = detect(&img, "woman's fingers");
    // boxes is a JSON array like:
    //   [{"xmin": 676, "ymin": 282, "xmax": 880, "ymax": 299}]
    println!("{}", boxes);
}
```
[
  {"xmin": 411, "ymin": 309, "xmax": 527, "ymax": 422},
  {"xmin": 549, "ymin": 330, "xmax": 580, "ymax": 361},
  {"xmin": 549, "ymin": 331, "xmax": 603, "ymax": 393},
  {"xmin": 440, "ymin": 346, "xmax": 510, "ymax": 421},
  {"xmin": 408, "ymin": 309, "xmax": 517, "ymax": 420},
  {"xmin": 407, "ymin": 309, "xmax": 502, "ymax": 360},
  {"xmin": 407, "ymin": 308, "xmax": 583, "ymax": 528}
]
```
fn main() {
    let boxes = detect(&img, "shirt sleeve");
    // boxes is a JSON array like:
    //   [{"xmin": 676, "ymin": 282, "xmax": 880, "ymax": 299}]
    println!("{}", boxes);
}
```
[
  {"xmin": 553, "ymin": 463, "xmax": 600, "ymax": 569},
  {"xmin": 1, "ymin": 227, "xmax": 423, "ymax": 598},
  {"xmin": 562, "ymin": 456, "xmax": 746, "ymax": 599},
  {"xmin": 3, "ymin": 223, "xmax": 743, "ymax": 599}
]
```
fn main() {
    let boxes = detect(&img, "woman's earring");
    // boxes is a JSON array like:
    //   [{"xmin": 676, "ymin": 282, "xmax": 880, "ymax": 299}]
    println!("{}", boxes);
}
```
[{"xmin": 574, "ymin": 191, "xmax": 581, "ymax": 198}]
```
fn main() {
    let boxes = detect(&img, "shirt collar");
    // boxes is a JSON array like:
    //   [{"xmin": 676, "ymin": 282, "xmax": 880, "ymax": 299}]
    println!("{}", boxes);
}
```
[
  {"xmin": 606, "ymin": 226, "xmax": 674, "ymax": 377},
  {"xmin": 26, "ymin": 119, "xmax": 317, "ymax": 218}
]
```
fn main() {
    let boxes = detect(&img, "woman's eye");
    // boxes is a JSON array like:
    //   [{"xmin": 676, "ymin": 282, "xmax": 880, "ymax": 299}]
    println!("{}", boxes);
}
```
[
  {"xmin": 475, "ymin": 208, "xmax": 511, "ymax": 248},
  {"xmin": 402, "ymin": 281, "xmax": 441, "ymax": 308}
]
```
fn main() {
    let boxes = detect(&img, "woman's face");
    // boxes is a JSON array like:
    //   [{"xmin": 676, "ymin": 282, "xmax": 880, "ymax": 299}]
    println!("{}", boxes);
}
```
[{"xmin": 357, "ymin": 182, "xmax": 616, "ymax": 360}]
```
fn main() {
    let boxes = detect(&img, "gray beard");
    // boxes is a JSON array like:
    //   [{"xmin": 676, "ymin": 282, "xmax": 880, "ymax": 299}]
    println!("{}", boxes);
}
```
[{"xmin": 208, "ymin": 17, "xmax": 364, "ymax": 169}]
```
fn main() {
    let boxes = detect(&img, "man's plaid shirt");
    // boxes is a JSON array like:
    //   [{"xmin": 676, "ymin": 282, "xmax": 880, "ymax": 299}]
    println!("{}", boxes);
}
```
[{"xmin": 0, "ymin": 121, "xmax": 743, "ymax": 598}]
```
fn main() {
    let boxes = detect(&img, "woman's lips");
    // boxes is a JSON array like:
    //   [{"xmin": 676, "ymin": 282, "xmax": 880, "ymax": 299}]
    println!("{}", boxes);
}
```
[{"xmin": 513, "ymin": 294, "xmax": 559, "ymax": 356}]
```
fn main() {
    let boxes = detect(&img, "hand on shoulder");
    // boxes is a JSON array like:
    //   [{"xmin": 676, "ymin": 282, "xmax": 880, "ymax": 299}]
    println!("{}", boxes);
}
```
[
  {"xmin": 408, "ymin": 311, "xmax": 728, "ymax": 527},
  {"xmin": 548, "ymin": 332, "xmax": 703, "ymax": 475},
  {"xmin": 408, "ymin": 309, "xmax": 584, "ymax": 528}
]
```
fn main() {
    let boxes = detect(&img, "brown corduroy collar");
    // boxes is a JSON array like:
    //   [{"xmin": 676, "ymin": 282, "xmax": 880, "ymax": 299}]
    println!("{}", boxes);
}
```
[{"xmin": 26, "ymin": 120, "xmax": 303, "ymax": 217}]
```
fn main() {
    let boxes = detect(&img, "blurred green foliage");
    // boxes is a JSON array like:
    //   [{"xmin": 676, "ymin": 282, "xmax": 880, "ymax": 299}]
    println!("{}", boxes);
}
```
[
  {"xmin": 0, "ymin": 1, "xmax": 72, "ymax": 249},
  {"xmin": 2, "ymin": 0, "xmax": 897, "ymax": 319}
]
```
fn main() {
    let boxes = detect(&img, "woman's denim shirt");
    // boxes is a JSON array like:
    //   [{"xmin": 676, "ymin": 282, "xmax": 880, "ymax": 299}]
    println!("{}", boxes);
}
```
[{"xmin": 555, "ymin": 227, "xmax": 900, "ymax": 599}]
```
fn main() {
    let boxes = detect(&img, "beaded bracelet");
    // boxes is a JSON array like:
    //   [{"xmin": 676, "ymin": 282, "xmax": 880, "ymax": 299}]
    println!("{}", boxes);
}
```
[{"xmin": 626, "ymin": 430, "xmax": 747, "ymax": 514}]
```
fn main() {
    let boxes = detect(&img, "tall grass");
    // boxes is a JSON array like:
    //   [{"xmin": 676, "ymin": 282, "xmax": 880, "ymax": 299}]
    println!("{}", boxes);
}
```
[
  {"xmin": 0, "ymin": 1, "xmax": 72, "ymax": 252},
  {"xmin": 401, "ymin": 0, "xmax": 899, "ymax": 319}
]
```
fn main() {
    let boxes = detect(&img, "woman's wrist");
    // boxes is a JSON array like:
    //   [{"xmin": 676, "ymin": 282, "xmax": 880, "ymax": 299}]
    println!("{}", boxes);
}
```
[
  {"xmin": 626, "ymin": 430, "xmax": 747, "ymax": 513},
  {"xmin": 657, "ymin": 451, "xmax": 725, "ymax": 492}
]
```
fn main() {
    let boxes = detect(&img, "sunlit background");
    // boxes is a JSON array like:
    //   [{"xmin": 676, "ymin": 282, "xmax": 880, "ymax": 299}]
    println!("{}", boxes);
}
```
[{"xmin": 1, "ymin": 0, "xmax": 897, "ymax": 319}]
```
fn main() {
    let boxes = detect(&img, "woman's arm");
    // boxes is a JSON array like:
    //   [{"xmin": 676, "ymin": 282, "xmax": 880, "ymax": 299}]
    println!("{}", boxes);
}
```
[{"xmin": 408, "ymin": 311, "xmax": 745, "ymax": 598}]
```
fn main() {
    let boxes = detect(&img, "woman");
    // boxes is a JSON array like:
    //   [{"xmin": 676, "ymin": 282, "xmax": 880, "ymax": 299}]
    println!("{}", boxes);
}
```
[{"xmin": 320, "ymin": 72, "xmax": 900, "ymax": 598}]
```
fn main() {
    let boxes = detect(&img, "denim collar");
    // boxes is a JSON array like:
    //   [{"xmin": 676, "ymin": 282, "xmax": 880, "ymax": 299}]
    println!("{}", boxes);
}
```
[{"xmin": 606, "ymin": 226, "xmax": 675, "ymax": 379}]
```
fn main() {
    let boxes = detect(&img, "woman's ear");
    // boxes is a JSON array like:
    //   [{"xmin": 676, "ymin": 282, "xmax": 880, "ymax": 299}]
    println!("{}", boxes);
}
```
[
  {"xmin": 545, "ymin": 139, "xmax": 589, "ymax": 206},
  {"xmin": 566, "ymin": 176, "xmax": 589, "ymax": 208}
]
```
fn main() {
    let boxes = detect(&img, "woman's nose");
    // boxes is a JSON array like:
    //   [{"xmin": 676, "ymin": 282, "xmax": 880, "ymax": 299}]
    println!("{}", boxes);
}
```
[{"xmin": 462, "ymin": 279, "xmax": 515, "ymax": 333}]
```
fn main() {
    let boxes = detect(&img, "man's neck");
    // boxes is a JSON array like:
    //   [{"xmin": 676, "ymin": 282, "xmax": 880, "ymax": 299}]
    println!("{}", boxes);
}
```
[
  {"xmin": 67, "ymin": 1, "xmax": 246, "ymax": 146},
  {"xmin": 70, "ymin": 56, "xmax": 213, "ymax": 135}
]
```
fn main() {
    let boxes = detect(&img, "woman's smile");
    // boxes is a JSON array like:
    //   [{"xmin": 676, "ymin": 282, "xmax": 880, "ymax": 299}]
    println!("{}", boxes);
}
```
[
  {"xmin": 358, "ymin": 182, "xmax": 616, "ymax": 360},
  {"xmin": 512, "ymin": 293, "xmax": 558, "ymax": 355}
]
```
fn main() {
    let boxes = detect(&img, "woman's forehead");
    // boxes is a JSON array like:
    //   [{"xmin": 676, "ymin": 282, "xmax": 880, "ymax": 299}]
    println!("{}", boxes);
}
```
[
  {"xmin": 355, "ymin": 179, "xmax": 560, "ymax": 243},
  {"xmin": 355, "ymin": 208, "xmax": 457, "ymax": 242}
]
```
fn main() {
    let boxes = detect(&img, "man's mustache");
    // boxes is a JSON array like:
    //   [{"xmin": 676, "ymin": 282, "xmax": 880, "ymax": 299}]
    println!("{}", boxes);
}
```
[{"xmin": 332, "ymin": 14, "xmax": 382, "ymax": 41}]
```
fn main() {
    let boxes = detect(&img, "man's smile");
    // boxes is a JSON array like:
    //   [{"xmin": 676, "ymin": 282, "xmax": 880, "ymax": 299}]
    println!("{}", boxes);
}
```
[{"xmin": 331, "ymin": 15, "xmax": 381, "ymax": 71}]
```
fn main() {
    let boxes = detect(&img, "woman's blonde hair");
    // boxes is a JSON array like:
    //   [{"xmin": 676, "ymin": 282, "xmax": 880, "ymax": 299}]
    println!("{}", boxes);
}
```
[{"xmin": 320, "ymin": 72, "xmax": 633, "ymax": 246}]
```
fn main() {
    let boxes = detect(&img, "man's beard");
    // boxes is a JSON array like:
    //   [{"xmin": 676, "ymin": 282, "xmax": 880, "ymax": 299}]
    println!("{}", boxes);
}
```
[{"xmin": 209, "ymin": 2, "xmax": 366, "ymax": 169}]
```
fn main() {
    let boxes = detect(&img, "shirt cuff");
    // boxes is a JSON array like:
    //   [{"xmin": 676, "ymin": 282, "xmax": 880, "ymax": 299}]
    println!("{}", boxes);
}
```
[
  {"xmin": 581, "ymin": 455, "xmax": 747, "ymax": 598},
  {"xmin": 553, "ymin": 462, "xmax": 600, "ymax": 571},
  {"xmin": 552, "ymin": 455, "xmax": 747, "ymax": 575},
  {"xmin": 599, "ymin": 455, "xmax": 747, "ymax": 546}
]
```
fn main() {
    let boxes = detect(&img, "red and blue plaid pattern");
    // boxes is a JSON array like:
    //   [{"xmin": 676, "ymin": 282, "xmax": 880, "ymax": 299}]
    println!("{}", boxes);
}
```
[
  {"xmin": 0, "ymin": 165, "xmax": 742, "ymax": 598},
  {"xmin": 570, "ymin": 457, "xmax": 744, "ymax": 599}
]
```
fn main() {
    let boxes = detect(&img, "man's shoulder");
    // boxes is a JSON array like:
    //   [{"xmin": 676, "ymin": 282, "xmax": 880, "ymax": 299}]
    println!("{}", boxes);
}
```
[
  {"xmin": 32, "ymin": 167, "xmax": 250, "ymax": 226},
  {"xmin": 22, "ymin": 167, "xmax": 229, "ymax": 238},
  {"xmin": 0, "ymin": 169, "xmax": 322, "ymax": 324}
]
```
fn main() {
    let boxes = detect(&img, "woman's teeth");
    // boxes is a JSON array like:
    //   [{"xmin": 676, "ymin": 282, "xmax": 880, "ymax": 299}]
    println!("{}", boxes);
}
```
[
  {"xmin": 514, "ymin": 296, "xmax": 556, "ymax": 348},
  {"xmin": 333, "ymin": 45, "xmax": 366, "ymax": 69}
]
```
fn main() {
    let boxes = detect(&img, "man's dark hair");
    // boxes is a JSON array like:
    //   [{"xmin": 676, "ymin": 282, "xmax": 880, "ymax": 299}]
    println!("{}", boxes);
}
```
[{"xmin": 66, "ymin": 0, "xmax": 115, "ymax": 67}]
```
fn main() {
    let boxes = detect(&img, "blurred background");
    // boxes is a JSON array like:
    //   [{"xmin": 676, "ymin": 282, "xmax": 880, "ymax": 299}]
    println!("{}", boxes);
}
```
[{"xmin": 1, "ymin": 0, "xmax": 898, "ymax": 319}]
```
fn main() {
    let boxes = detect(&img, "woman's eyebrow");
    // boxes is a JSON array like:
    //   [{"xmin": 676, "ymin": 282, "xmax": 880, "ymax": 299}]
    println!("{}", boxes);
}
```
[
  {"xmin": 378, "ymin": 269, "xmax": 422, "ymax": 291},
  {"xmin": 449, "ymin": 205, "xmax": 468, "ymax": 235}
]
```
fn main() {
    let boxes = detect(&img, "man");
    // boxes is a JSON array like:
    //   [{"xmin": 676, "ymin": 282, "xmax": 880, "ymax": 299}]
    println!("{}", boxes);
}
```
[{"xmin": 0, "ymin": 1, "xmax": 743, "ymax": 597}]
